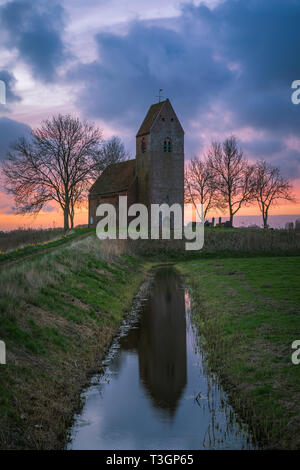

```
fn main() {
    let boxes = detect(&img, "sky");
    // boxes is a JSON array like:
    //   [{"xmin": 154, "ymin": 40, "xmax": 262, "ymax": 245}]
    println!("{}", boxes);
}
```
[{"xmin": 0, "ymin": 0, "xmax": 300, "ymax": 229}]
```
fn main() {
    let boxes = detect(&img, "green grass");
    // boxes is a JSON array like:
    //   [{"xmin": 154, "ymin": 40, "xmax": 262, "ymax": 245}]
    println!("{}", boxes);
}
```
[
  {"xmin": 1, "ymin": 229, "xmax": 299, "ymax": 449},
  {"xmin": 0, "ymin": 227, "xmax": 93, "ymax": 264},
  {"xmin": 0, "ymin": 234, "xmax": 150, "ymax": 449},
  {"xmin": 178, "ymin": 256, "xmax": 300, "ymax": 449},
  {"xmin": 128, "ymin": 227, "xmax": 300, "ymax": 260},
  {"xmin": 0, "ymin": 227, "xmax": 65, "ymax": 253}
]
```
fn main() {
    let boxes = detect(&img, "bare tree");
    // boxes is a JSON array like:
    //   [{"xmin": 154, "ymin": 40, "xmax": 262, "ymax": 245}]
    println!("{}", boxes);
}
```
[
  {"xmin": 70, "ymin": 135, "xmax": 129, "ymax": 226},
  {"xmin": 207, "ymin": 136, "xmax": 255, "ymax": 226},
  {"xmin": 253, "ymin": 160, "xmax": 295, "ymax": 228},
  {"xmin": 184, "ymin": 155, "xmax": 224, "ymax": 218},
  {"xmin": 93, "ymin": 136, "xmax": 129, "ymax": 174},
  {"xmin": 1, "ymin": 114, "xmax": 103, "ymax": 230}
]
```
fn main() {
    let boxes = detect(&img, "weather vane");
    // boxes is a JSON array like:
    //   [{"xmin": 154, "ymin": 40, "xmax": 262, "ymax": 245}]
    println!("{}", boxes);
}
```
[{"xmin": 156, "ymin": 89, "xmax": 164, "ymax": 103}]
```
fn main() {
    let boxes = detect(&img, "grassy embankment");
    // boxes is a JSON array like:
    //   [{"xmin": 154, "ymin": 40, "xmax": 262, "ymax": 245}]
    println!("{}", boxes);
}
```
[
  {"xmin": 0, "ymin": 226, "xmax": 299, "ymax": 449},
  {"xmin": 130, "ymin": 226, "xmax": 300, "ymax": 259},
  {"xmin": 0, "ymin": 227, "xmax": 65, "ymax": 253},
  {"xmin": 0, "ymin": 234, "xmax": 150, "ymax": 449},
  {"xmin": 178, "ymin": 256, "xmax": 300, "ymax": 449},
  {"xmin": 0, "ymin": 227, "xmax": 93, "ymax": 264}
]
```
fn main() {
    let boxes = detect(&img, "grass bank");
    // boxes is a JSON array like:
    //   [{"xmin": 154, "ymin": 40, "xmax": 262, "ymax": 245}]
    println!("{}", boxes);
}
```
[
  {"xmin": 0, "ymin": 227, "xmax": 93, "ymax": 264},
  {"xmin": 128, "ymin": 227, "xmax": 300, "ymax": 259},
  {"xmin": 0, "ymin": 227, "xmax": 65, "ymax": 253},
  {"xmin": 0, "ymin": 235, "xmax": 149, "ymax": 449},
  {"xmin": 0, "ymin": 228, "xmax": 94, "ymax": 268},
  {"xmin": 177, "ymin": 256, "xmax": 300, "ymax": 449}
]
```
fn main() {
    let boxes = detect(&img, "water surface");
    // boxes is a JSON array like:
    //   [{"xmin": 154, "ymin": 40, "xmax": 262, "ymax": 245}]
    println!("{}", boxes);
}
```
[{"xmin": 68, "ymin": 266, "xmax": 255, "ymax": 450}]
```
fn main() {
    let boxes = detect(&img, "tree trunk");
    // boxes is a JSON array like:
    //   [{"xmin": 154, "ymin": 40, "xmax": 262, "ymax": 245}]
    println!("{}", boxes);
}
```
[
  {"xmin": 263, "ymin": 209, "xmax": 268, "ymax": 229},
  {"xmin": 64, "ymin": 207, "xmax": 69, "ymax": 231},
  {"xmin": 229, "ymin": 209, "xmax": 233, "ymax": 227},
  {"xmin": 70, "ymin": 212, "xmax": 74, "ymax": 229}
]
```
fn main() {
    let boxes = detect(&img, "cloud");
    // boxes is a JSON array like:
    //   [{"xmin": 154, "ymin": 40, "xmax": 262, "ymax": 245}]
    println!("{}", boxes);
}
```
[
  {"xmin": 0, "ymin": 191, "xmax": 13, "ymax": 215},
  {"xmin": 69, "ymin": 0, "xmax": 300, "ymax": 178},
  {"xmin": 70, "ymin": 19, "xmax": 232, "ymax": 130},
  {"xmin": 42, "ymin": 204, "xmax": 59, "ymax": 213},
  {"xmin": 0, "ymin": 117, "xmax": 31, "ymax": 160},
  {"xmin": 196, "ymin": 0, "xmax": 300, "ymax": 135},
  {"xmin": 0, "ymin": 201, "xmax": 10, "ymax": 211},
  {"xmin": 241, "ymin": 136, "xmax": 300, "ymax": 178},
  {"xmin": 3, "ymin": 207, "xmax": 14, "ymax": 215},
  {"xmin": 0, "ymin": 0, "xmax": 69, "ymax": 82},
  {"xmin": 242, "ymin": 138, "xmax": 285, "ymax": 158},
  {"xmin": 272, "ymin": 149, "xmax": 300, "ymax": 179},
  {"xmin": 0, "ymin": 70, "xmax": 21, "ymax": 106}
]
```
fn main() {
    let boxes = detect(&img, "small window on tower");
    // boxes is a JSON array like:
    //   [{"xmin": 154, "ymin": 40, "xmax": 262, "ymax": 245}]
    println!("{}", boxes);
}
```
[
  {"xmin": 141, "ymin": 138, "xmax": 146, "ymax": 153},
  {"xmin": 164, "ymin": 139, "xmax": 172, "ymax": 153},
  {"xmin": 171, "ymin": 118, "xmax": 174, "ymax": 122}
]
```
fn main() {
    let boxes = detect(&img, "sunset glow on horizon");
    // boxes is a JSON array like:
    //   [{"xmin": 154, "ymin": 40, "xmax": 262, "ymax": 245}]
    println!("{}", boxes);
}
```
[{"xmin": 1, "ymin": 0, "xmax": 300, "ymax": 230}]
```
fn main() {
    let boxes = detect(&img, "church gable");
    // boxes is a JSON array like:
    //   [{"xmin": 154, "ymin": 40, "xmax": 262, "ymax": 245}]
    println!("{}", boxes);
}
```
[
  {"xmin": 150, "ymin": 99, "xmax": 184, "ymax": 136},
  {"xmin": 136, "ymin": 99, "xmax": 184, "ymax": 138}
]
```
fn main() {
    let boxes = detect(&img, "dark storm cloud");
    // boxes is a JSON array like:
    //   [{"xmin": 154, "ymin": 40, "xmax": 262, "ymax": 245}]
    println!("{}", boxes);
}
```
[
  {"xmin": 271, "ymin": 149, "xmax": 300, "ymax": 179},
  {"xmin": 72, "ymin": 0, "xmax": 300, "ymax": 127},
  {"xmin": 70, "ymin": 20, "xmax": 232, "ymax": 129},
  {"xmin": 192, "ymin": 0, "xmax": 300, "ymax": 134},
  {"xmin": 242, "ymin": 139, "xmax": 285, "ymax": 158},
  {"xmin": 67, "ymin": 0, "xmax": 300, "ymax": 178},
  {"xmin": 0, "ymin": 0, "xmax": 68, "ymax": 81},
  {"xmin": 241, "ymin": 137, "xmax": 300, "ymax": 178},
  {"xmin": 0, "ymin": 117, "xmax": 31, "ymax": 160}
]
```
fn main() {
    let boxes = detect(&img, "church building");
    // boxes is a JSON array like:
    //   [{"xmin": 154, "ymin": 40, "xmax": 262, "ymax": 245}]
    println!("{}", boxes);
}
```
[{"xmin": 88, "ymin": 98, "xmax": 184, "ymax": 227}]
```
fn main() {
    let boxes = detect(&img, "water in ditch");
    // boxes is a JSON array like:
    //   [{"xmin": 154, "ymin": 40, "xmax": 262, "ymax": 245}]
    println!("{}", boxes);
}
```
[{"xmin": 68, "ymin": 266, "xmax": 256, "ymax": 450}]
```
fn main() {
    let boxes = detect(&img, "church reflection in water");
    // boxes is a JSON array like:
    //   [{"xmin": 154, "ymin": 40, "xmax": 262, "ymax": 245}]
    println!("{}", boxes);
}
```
[{"xmin": 120, "ymin": 267, "xmax": 187, "ymax": 416}]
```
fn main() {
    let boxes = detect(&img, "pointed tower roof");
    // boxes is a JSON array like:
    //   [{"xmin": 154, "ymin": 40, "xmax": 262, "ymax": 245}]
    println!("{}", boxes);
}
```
[{"xmin": 136, "ymin": 99, "xmax": 167, "ymax": 137}]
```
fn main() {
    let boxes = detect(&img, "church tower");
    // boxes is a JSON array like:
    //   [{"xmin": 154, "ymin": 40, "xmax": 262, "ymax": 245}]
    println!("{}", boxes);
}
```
[
  {"xmin": 88, "ymin": 98, "xmax": 184, "ymax": 229},
  {"xmin": 136, "ymin": 99, "xmax": 184, "ymax": 211}
]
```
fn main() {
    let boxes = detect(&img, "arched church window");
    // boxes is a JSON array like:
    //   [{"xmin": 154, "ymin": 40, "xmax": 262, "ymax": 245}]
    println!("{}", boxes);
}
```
[
  {"xmin": 141, "ymin": 138, "xmax": 146, "ymax": 153},
  {"xmin": 163, "ymin": 140, "xmax": 167, "ymax": 152},
  {"xmin": 168, "ymin": 140, "xmax": 172, "ymax": 152}
]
